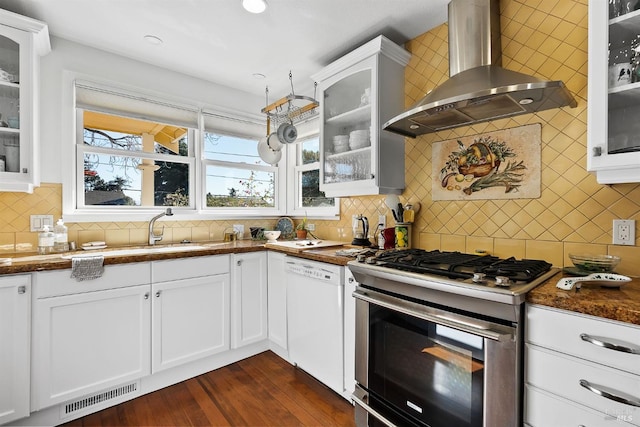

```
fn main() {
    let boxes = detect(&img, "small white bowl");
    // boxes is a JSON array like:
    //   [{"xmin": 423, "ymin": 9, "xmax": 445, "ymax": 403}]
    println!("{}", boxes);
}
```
[{"xmin": 263, "ymin": 230, "xmax": 281, "ymax": 243}]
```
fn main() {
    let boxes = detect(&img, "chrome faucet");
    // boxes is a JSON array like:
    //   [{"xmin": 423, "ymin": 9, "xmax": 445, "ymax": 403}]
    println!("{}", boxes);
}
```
[{"xmin": 148, "ymin": 208, "xmax": 174, "ymax": 245}]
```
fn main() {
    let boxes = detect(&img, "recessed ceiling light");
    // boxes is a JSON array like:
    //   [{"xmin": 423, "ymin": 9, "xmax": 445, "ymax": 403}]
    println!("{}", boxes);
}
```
[
  {"xmin": 144, "ymin": 35, "xmax": 163, "ymax": 45},
  {"xmin": 242, "ymin": 0, "xmax": 267, "ymax": 14},
  {"xmin": 253, "ymin": 73, "xmax": 266, "ymax": 79}
]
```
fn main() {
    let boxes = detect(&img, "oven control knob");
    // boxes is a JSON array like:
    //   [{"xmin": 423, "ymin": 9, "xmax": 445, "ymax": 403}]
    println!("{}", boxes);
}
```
[
  {"xmin": 365, "ymin": 256, "xmax": 378, "ymax": 264},
  {"xmin": 356, "ymin": 254, "xmax": 367, "ymax": 262},
  {"xmin": 495, "ymin": 276, "xmax": 511, "ymax": 287},
  {"xmin": 472, "ymin": 272, "xmax": 486, "ymax": 283}
]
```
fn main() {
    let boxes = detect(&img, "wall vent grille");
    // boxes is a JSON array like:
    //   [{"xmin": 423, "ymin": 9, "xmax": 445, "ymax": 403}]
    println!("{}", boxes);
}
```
[{"xmin": 63, "ymin": 382, "xmax": 138, "ymax": 416}]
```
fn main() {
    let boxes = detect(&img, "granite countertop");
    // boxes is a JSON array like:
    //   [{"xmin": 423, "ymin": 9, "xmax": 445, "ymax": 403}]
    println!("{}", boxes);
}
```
[
  {"xmin": 0, "ymin": 240, "xmax": 359, "ymax": 274},
  {"xmin": 7, "ymin": 241, "xmax": 637, "ymax": 326},
  {"xmin": 0, "ymin": 240, "xmax": 266, "ymax": 275},
  {"xmin": 527, "ymin": 272, "xmax": 640, "ymax": 326}
]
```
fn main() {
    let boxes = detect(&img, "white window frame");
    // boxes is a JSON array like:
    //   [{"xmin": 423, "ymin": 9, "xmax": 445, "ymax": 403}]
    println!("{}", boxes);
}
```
[
  {"xmin": 76, "ymin": 109, "xmax": 197, "ymax": 211},
  {"xmin": 200, "ymin": 110, "xmax": 286, "ymax": 217}
]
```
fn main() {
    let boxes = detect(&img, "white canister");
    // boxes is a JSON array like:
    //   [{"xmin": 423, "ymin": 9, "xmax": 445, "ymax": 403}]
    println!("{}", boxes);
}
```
[{"xmin": 610, "ymin": 63, "xmax": 632, "ymax": 87}]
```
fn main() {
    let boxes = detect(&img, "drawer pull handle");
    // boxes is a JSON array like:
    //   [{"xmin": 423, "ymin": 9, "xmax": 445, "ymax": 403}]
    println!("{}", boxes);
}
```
[
  {"xmin": 579, "ymin": 379, "xmax": 640, "ymax": 407},
  {"xmin": 580, "ymin": 333, "xmax": 640, "ymax": 354}
]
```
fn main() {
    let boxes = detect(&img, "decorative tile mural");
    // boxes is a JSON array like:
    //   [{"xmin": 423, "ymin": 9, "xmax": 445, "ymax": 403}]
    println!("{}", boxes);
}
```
[{"xmin": 432, "ymin": 124, "xmax": 541, "ymax": 201}]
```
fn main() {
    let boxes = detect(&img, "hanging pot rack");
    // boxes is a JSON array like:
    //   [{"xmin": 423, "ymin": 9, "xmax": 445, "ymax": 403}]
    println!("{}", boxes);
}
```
[{"xmin": 261, "ymin": 71, "xmax": 319, "ymax": 134}]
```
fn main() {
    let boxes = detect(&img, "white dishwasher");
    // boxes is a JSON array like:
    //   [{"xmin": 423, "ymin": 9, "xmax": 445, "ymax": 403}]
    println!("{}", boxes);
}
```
[{"xmin": 285, "ymin": 256, "xmax": 344, "ymax": 395}]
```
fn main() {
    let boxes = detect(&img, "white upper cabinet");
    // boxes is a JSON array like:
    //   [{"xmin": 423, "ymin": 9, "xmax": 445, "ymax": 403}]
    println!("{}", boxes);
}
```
[
  {"xmin": 312, "ymin": 35, "xmax": 410, "ymax": 197},
  {"xmin": 0, "ymin": 10, "xmax": 49, "ymax": 193},
  {"xmin": 588, "ymin": 3, "xmax": 640, "ymax": 183}
]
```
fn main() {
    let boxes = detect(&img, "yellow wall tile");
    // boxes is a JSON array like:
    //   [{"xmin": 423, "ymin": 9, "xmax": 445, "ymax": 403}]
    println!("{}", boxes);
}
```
[
  {"xmin": 441, "ymin": 235, "xmax": 466, "ymax": 253},
  {"xmin": 494, "ymin": 238, "xmax": 526, "ymax": 260},
  {"xmin": 466, "ymin": 236, "xmax": 494, "ymax": 255},
  {"xmin": 418, "ymin": 233, "xmax": 440, "ymax": 250},
  {"xmin": 526, "ymin": 240, "xmax": 563, "ymax": 267},
  {"xmin": 607, "ymin": 245, "xmax": 640, "ymax": 277}
]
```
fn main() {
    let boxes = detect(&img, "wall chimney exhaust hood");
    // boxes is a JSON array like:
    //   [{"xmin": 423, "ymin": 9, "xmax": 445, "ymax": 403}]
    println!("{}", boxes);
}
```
[{"xmin": 384, "ymin": 0, "xmax": 577, "ymax": 138}]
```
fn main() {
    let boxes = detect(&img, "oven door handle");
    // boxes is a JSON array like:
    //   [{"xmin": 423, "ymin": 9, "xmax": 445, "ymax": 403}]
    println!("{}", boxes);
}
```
[
  {"xmin": 353, "ymin": 288, "xmax": 513, "ymax": 342},
  {"xmin": 352, "ymin": 393, "xmax": 397, "ymax": 427}
]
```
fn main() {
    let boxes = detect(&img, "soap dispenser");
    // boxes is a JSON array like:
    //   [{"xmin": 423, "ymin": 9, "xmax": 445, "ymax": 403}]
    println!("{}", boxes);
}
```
[
  {"xmin": 38, "ymin": 225, "xmax": 55, "ymax": 254},
  {"xmin": 54, "ymin": 219, "xmax": 69, "ymax": 252}
]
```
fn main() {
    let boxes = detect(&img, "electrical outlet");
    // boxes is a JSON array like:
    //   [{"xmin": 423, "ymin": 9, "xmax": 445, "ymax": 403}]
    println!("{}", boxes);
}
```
[
  {"xmin": 233, "ymin": 224, "xmax": 244, "ymax": 239},
  {"xmin": 378, "ymin": 214, "xmax": 386, "ymax": 228},
  {"xmin": 613, "ymin": 219, "xmax": 635, "ymax": 245},
  {"xmin": 306, "ymin": 223, "xmax": 315, "ymax": 231}
]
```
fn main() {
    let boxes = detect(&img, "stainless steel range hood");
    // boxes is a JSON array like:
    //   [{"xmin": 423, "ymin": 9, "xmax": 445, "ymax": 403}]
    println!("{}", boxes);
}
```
[{"xmin": 384, "ymin": 0, "xmax": 577, "ymax": 138}]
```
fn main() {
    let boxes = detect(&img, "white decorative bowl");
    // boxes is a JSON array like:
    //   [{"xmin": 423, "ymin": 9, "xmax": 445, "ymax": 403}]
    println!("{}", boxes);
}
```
[{"xmin": 263, "ymin": 230, "xmax": 281, "ymax": 243}]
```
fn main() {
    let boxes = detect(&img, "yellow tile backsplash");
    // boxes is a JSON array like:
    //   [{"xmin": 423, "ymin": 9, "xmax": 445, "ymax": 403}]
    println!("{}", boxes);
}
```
[{"xmin": 1, "ymin": 0, "xmax": 640, "ymax": 276}]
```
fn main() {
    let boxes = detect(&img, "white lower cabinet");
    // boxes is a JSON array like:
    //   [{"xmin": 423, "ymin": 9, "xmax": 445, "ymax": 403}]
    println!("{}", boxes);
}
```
[
  {"xmin": 32, "ymin": 282, "xmax": 151, "ymax": 410},
  {"xmin": 151, "ymin": 256, "xmax": 230, "ymax": 373},
  {"xmin": 0, "ymin": 275, "xmax": 30, "ymax": 425},
  {"xmin": 231, "ymin": 252, "xmax": 268, "ymax": 348},
  {"xmin": 525, "ymin": 304, "xmax": 640, "ymax": 426},
  {"xmin": 267, "ymin": 251, "xmax": 287, "ymax": 354}
]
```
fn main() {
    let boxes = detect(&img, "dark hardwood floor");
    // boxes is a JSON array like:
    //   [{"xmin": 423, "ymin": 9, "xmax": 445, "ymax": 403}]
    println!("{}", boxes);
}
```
[{"xmin": 62, "ymin": 351, "xmax": 355, "ymax": 427}]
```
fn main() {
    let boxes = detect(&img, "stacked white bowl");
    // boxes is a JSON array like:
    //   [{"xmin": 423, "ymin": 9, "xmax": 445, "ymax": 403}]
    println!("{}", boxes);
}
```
[
  {"xmin": 349, "ymin": 129, "xmax": 370, "ymax": 150},
  {"xmin": 333, "ymin": 134, "xmax": 350, "ymax": 153}
]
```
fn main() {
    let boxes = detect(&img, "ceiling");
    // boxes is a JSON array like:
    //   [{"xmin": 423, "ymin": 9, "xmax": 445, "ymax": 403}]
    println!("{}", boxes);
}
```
[{"xmin": 0, "ymin": 0, "xmax": 448, "ymax": 99}]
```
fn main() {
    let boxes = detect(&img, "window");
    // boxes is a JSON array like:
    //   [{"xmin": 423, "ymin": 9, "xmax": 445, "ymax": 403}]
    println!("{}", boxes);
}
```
[
  {"xmin": 80, "ymin": 110, "xmax": 192, "ymax": 207},
  {"xmin": 286, "ymin": 119, "xmax": 338, "ymax": 217},
  {"xmin": 74, "ymin": 81, "xmax": 198, "ymax": 213},
  {"xmin": 201, "ymin": 111, "xmax": 284, "ymax": 215}
]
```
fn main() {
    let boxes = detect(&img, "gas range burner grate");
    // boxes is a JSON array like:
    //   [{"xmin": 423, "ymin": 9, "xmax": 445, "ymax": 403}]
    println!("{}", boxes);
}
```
[{"xmin": 374, "ymin": 249, "xmax": 551, "ymax": 284}]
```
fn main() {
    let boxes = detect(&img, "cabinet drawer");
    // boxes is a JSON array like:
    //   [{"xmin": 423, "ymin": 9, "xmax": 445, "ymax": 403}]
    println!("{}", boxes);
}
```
[
  {"xmin": 527, "ymin": 305, "xmax": 640, "ymax": 375},
  {"xmin": 526, "ymin": 344, "xmax": 640, "ymax": 425},
  {"xmin": 34, "ymin": 262, "xmax": 151, "ymax": 298},
  {"xmin": 525, "ymin": 385, "xmax": 635, "ymax": 426},
  {"xmin": 152, "ymin": 254, "xmax": 229, "ymax": 282}
]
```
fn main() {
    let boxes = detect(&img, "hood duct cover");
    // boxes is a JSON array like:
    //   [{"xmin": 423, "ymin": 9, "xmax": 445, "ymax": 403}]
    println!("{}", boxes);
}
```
[{"xmin": 384, "ymin": 0, "xmax": 577, "ymax": 138}]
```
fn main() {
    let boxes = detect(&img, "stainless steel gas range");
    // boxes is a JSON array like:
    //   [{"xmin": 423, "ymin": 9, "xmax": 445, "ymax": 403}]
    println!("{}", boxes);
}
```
[{"xmin": 348, "ymin": 249, "xmax": 559, "ymax": 427}]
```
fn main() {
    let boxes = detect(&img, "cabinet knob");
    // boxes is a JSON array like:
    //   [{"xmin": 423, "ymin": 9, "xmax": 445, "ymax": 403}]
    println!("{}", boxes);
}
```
[
  {"xmin": 155, "ymin": 291, "xmax": 161, "ymax": 298},
  {"xmin": 144, "ymin": 292, "xmax": 150, "ymax": 300},
  {"xmin": 370, "ymin": 174, "xmax": 375, "ymax": 179},
  {"xmin": 348, "ymin": 277, "xmax": 355, "ymax": 283},
  {"xmin": 17, "ymin": 285, "xmax": 26, "ymax": 294},
  {"xmin": 593, "ymin": 146, "xmax": 602, "ymax": 157},
  {"xmin": 237, "ymin": 260, "xmax": 242, "ymax": 266}
]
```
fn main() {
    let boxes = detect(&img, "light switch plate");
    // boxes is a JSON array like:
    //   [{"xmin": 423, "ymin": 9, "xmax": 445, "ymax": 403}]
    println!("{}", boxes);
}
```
[{"xmin": 30, "ymin": 215, "xmax": 54, "ymax": 232}]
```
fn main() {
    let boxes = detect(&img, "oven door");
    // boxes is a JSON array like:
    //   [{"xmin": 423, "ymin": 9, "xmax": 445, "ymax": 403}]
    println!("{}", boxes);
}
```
[{"xmin": 353, "ymin": 287, "xmax": 519, "ymax": 427}]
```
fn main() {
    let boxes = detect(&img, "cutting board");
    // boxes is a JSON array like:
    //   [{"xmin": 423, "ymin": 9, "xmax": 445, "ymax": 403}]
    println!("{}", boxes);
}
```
[{"xmin": 264, "ymin": 240, "xmax": 347, "ymax": 253}]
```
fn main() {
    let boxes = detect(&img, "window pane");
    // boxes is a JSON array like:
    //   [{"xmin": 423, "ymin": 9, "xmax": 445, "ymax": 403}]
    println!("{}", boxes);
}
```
[
  {"xmin": 83, "ymin": 110, "xmax": 188, "ymax": 157},
  {"xmin": 204, "ymin": 133, "xmax": 266, "ymax": 165},
  {"xmin": 83, "ymin": 153, "xmax": 189, "ymax": 206},
  {"xmin": 301, "ymin": 169, "xmax": 334, "ymax": 207},
  {"xmin": 206, "ymin": 165, "xmax": 274, "ymax": 207},
  {"xmin": 301, "ymin": 137, "xmax": 320, "ymax": 165}
]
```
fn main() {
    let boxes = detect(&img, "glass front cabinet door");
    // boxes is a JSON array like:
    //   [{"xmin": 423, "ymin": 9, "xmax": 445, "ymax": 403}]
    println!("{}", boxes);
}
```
[
  {"xmin": 588, "ymin": 2, "xmax": 640, "ymax": 183},
  {"xmin": 312, "ymin": 36, "xmax": 410, "ymax": 197},
  {"xmin": 0, "ymin": 10, "xmax": 50, "ymax": 193}
]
